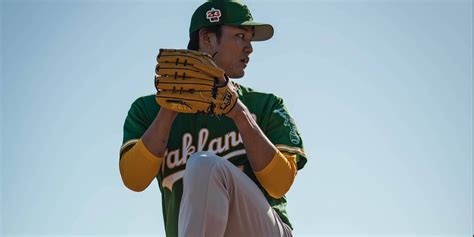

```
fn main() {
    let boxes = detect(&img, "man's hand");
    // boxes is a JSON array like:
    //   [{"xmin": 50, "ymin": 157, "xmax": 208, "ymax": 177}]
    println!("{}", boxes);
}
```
[{"xmin": 225, "ymin": 99, "xmax": 247, "ymax": 121}]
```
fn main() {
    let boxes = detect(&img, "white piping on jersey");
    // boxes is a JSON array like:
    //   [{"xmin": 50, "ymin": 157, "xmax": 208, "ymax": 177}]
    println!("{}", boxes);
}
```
[
  {"xmin": 275, "ymin": 144, "xmax": 305, "ymax": 155},
  {"xmin": 120, "ymin": 139, "xmax": 139, "ymax": 155}
]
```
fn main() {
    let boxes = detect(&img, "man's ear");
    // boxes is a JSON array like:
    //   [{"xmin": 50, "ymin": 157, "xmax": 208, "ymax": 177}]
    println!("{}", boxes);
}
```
[{"xmin": 199, "ymin": 29, "xmax": 218, "ymax": 51}]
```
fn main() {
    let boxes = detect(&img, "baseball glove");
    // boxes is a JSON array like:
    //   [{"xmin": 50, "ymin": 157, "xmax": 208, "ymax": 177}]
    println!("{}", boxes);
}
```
[{"xmin": 154, "ymin": 49, "xmax": 238, "ymax": 116}]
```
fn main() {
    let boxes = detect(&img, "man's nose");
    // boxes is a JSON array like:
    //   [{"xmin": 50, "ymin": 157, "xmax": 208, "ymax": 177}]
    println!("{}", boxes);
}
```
[{"xmin": 244, "ymin": 42, "xmax": 253, "ymax": 55}]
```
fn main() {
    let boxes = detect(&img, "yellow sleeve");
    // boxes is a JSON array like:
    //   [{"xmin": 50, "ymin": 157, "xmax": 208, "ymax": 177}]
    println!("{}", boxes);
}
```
[
  {"xmin": 254, "ymin": 150, "xmax": 297, "ymax": 199},
  {"xmin": 119, "ymin": 139, "xmax": 163, "ymax": 192}
]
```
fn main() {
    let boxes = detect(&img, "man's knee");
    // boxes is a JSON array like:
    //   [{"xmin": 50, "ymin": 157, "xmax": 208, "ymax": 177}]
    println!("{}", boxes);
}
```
[{"xmin": 185, "ymin": 151, "xmax": 221, "ymax": 175}]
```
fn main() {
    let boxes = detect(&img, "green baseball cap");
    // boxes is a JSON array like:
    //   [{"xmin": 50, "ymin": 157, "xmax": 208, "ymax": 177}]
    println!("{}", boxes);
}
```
[{"xmin": 189, "ymin": 0, "xmax": 274, "ymax": 41}]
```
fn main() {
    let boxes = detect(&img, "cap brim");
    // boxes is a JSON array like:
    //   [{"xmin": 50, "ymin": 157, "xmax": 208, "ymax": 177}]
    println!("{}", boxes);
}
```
[{"xmin": 230, "ymin": 21, "xmax": 274, "ymax": 41}]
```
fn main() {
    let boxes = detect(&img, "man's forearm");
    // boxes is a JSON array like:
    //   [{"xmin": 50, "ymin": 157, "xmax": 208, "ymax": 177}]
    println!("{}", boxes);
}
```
[
  {"xmin": 227, "ymin": 101, "xmax": 297, "ymax": 198},
  {"xmin": 227, "ymin": 101, "xmax": 276, "ymax": 171},
  {"xmin": 142, "ymin": 108, "xmax": 178, "ymax": 157}
]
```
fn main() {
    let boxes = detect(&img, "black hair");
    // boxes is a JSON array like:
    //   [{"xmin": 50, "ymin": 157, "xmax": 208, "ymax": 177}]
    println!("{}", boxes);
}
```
[{"xmin": 187, "ymin": 25, "xmax": 223, "ymax": 50}]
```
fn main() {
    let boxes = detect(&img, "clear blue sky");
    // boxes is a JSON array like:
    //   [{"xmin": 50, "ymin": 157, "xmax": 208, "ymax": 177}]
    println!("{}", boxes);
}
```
[{"xmin": 1, "ymin": 0, "xmax": 472, "ymax": 236}]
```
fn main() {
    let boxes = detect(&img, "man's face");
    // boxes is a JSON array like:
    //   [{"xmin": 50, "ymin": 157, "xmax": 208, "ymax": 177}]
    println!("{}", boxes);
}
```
[{"xmin": 211, "ymin": 25, "xmax": 254, "ymax": 78}]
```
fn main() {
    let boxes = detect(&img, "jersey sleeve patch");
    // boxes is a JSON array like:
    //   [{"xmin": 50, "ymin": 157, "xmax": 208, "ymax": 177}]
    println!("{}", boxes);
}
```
[
  {"xmin": 272, "ymin": 108, "xmax": 301, "ymax": 145},
  {"xmin": 259, "ymin": 95, "xmax": 307, "ymax": 171}
]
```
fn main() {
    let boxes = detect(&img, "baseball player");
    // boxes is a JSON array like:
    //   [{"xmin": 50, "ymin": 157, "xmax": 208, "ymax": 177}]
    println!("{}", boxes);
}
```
[{"xmin": 119, "ymin": 0, "xmax": 307, "ymax": 236}]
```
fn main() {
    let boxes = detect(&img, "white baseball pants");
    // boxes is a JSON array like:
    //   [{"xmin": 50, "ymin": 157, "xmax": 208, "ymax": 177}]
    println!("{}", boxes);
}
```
[{"xmin": 178, "ymin": 151, "xmax": 293, "ymax": 237}]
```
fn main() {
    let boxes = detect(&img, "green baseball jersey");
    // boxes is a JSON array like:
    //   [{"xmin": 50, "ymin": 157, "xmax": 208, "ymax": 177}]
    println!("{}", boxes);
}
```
[{"xmin": 121, "ymin": 83, "xmax": 307, "ymax": 237}]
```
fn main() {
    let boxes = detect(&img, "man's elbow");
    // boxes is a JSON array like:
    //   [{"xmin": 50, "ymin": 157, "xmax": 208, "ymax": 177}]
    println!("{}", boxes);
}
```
[
  {"xmin": 265, "ymin": 175, "xmax": 296, "ymax": 199},
  {"xmin": 255, "ymin": 151, "xmax": 298, "ymax": 199},
  {"xmin": 121, "ymin": 176, "xmax": 149, "ymax": 192},
  {"xmin": 118, "ymin": 140, "xmax": 162, "ymax": 192}
]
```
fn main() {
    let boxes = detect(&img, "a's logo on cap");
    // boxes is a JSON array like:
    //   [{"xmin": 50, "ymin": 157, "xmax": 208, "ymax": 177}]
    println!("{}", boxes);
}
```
[{"xmin": 206, "ymin": 8, "xmax": 221, "ymax": 23}]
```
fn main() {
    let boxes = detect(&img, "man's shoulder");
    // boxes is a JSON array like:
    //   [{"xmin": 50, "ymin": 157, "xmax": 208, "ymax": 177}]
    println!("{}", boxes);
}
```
[
  {"xmin": 127, "ymin": 94, "xmax": 159, "ymax": 117},
  {"xmin": 129, "ymin": 94, "xmax": 158, "ymax": 109}
]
